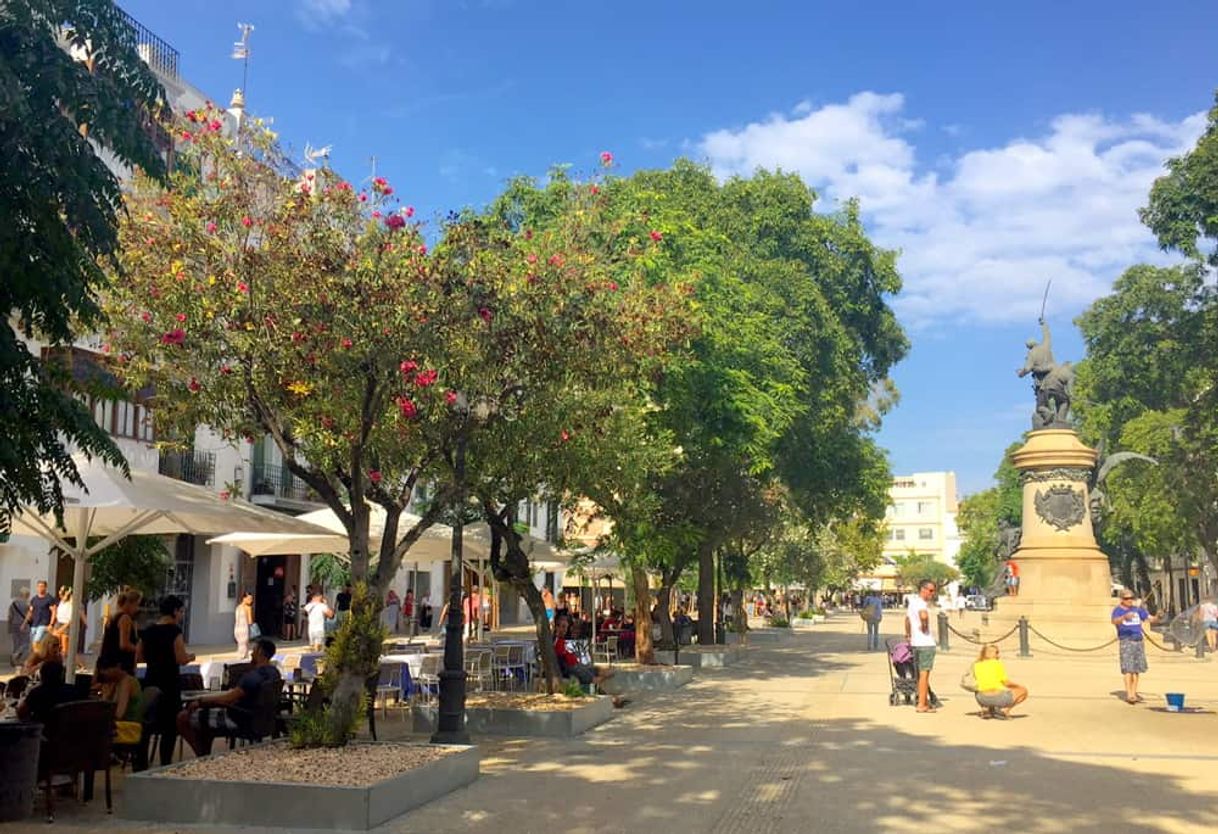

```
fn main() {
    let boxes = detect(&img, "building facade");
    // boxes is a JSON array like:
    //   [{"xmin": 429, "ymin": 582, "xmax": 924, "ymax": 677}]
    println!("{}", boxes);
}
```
[{"xmin": 881, "ymin": 471, "xmax": 963, "ymax": 567}]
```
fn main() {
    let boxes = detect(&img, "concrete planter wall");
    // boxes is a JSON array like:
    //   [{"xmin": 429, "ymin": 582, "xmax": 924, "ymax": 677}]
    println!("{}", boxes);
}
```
[
  {"xmin": 601, "ymin": 664, "xmax": 694, "ymax": 693},
  {"xmin": 123, "ymin": 743, "xmax": 480, "ymax": 831},
  {"xmin": 792, "ymin": 618, "xmax": 818, "ymax": 630},
  {"xmin": 747, "ymin": 628, "xmax": 794, "ymax": 642},
  {"xmin": 653, "ymin": 647, "xmax": 744, "ymax": 668},
  {"xmin": 412, "ymin": 696, "xmax": 614, "ymax": 738}
]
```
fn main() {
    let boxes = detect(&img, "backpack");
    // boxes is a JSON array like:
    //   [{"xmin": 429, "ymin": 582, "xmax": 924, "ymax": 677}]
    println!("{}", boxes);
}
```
[{"xmin": 861, "ymin": 599, "xmax": 881, "ymax": 623}]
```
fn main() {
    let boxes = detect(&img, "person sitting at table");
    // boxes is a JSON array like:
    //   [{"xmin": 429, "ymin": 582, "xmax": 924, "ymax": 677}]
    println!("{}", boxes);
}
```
[
  {"xmin": 137, "ymin": 594, "xmax": 195, "ymax": 766},
  {"xmin": 95, "ymin": 657, "xmax": 145, "ymax": 745},
  {"xmin": 177, "ymin": 638, "xmax": 281, "ymax": 757},
  {"xmin": 553, "ymin": 615, "xmax": 614, "ymax": 689},
  {"xmin": 17, "ymin": 660, "xmax": 77, "ymax": 724},
  {"xmin": 23, "ymin": 630, "xmax": 62, "ymax": 678}
]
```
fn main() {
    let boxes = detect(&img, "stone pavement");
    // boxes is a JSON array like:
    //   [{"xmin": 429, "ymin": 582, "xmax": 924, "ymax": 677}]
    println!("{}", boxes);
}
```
[{"xmin": 9, "ymin": 614, "xmax": 1218, "ymax": 833}]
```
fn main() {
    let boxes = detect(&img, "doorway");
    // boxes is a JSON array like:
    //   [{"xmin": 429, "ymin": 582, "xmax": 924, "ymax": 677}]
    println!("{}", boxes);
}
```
[{"xmin": 255, "ymin": 555, "xmax": 286, "ymax": 638}]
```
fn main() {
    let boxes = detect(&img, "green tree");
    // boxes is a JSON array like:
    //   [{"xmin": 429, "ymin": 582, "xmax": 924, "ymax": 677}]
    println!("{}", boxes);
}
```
[
  {"xmin": 1, "ymin": 0, "xmax": 166, "ymax": 530},
  {"xmin": 954, "ymin": 441, "xmax": 1023, "ymax": 589},
  {"xmin": 85, "ymin": 535, "xmax": 172, "ymax": 601},
  {"xmin": 894, "ymin": 551, "xmax": 958, "ymax": 589}
]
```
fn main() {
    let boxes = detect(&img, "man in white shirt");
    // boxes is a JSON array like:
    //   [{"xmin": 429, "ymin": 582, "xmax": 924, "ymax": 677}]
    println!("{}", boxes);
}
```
[{"xmin": 905, "ymin": 579, "xmax": 938, "ymax": 713}]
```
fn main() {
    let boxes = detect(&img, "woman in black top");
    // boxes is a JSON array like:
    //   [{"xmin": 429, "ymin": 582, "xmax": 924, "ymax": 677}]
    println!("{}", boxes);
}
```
[
  {"xmin": 98, "ymin": 589, "xmax": 142, "ymax": 675},
  {"xmin": 136, "ymin": 595, "xmax": 195, "ymax": 766}
]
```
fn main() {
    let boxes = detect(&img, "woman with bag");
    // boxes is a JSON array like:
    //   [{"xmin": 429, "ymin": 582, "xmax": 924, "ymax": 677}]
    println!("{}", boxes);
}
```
[
  {"xmin": 969, "ymin": 643, "xmax": 1028, "ymax": 719},
  {"xmin": 234, "ymin": 592, "xmax": 255, "ymax": 659}
]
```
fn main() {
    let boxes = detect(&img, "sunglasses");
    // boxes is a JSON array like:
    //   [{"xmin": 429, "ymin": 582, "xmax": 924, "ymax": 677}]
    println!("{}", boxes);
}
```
[{"xmin": 1120, "ymin": 597, "xmax": 1134, "ymax": 601}]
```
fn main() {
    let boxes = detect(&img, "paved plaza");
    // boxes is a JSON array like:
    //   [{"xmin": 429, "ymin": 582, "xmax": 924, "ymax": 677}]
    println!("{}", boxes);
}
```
[{"xmin": 8, "ymin": 614, "xmax": 1218, "ymax": 833}]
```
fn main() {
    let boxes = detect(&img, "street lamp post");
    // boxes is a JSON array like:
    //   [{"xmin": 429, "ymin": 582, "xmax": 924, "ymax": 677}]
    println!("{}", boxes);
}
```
[{"xmin": 431, "ymin": 438, "xmax": 469, "ymax": 745}]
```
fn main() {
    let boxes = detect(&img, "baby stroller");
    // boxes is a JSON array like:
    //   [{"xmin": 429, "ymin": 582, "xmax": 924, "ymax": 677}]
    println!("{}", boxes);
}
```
[{"xmin": 885, "ymin": 638, "xmax": 942, "ymax": 708}]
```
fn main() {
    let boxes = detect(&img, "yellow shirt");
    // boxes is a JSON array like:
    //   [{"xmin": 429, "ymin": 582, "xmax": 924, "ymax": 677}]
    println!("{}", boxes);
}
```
[{"xmin": 973, "ymin": 659, "xmax": 1008, "ymax": 692}]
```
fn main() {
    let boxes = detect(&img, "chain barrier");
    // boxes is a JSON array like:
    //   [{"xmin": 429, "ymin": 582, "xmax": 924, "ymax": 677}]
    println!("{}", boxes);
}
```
[
  {"xmin": 1026, "ymin": 625, "xmax": 1117, "ymax": 653},
  {"xmin": 946, "ymin": 622, "xmax": 1019, "ymax": 645},
  {"xmin": 1142, "ymin": 632, "xmax": 1178, "ymax": 653}
]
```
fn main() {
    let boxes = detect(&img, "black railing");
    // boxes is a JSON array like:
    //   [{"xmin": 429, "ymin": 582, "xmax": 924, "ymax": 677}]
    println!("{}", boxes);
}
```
[
  {"xmin": 252, "ymin": 462, "xmax": 316, "ymax": 503},
  {"xmin": 118, "ymin": 8, "xmax": 179, "ymax": 80},
  {"xmin": 159, "ymin": 451, "xmax": 215, "ymax": 487}
]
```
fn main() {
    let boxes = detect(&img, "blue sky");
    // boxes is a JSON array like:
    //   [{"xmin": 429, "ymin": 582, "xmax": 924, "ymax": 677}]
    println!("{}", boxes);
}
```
[{"xmin": 120, "ymin": 0, "xmax": 1218, "ymax": 496}]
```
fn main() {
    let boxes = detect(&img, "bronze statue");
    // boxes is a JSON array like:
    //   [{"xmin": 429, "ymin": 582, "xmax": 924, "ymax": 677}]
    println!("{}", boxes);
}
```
[{"xmin": 1017, "ymin": 318, "xmax": 1074, "ymax": 429}]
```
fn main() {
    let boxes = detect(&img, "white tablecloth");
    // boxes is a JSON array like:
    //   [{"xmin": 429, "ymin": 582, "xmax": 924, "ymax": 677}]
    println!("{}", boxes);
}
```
[{"xmin": 380, "ymin": 652, "xmax": 424, "ymax": 680}]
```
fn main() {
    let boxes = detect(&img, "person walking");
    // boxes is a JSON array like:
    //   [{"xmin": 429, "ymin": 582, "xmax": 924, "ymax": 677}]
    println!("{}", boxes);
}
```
[
  {"xmin": 1112, "ymin": 591, "xmax": 1157, "ymax": 704},
  {"xmin": 26, "ymin": 580, "xmax": 56, "ymax": 647},
  {"xmin": 234, "ymin": 591, "xmax": 254, "ymax": 659},
  {"xmin": 861, "ymin": 591, "xmax": 883, "ymax": 651},
  {"xmin": 905, "ymin": 579, "xmax": 938, "ymax": 713},
  {"xmin": 303, "ymin": 591, "xmax": 333, "ymax": 651},
  {"xmin": 1198, "ymin": 597, "xmax": 1218, "ymax": 653},
  {"xmin": 8, "ymin": 586, "xmax": 30, "ymax": 667}
]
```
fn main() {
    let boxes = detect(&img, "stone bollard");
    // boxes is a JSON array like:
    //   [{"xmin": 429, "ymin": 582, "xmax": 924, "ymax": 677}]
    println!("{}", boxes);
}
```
[
  {"xmin": 937, "ymin": 611, "xmax": 950, "ymax": 651},
  {"xmin": 1018, "ymin": 616, "xmax": 1031, "ymax": 657}
]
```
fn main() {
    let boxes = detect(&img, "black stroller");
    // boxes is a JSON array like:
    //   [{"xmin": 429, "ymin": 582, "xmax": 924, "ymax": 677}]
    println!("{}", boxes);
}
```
[{"xmin": 885, "ymin": 638, "xmax": 942, "ymax": 708}]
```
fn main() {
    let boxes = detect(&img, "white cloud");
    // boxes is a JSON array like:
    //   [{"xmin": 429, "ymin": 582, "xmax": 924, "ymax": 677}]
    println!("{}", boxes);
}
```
[
  {"xmin": 297, "ymin": 0, "xmax": 353, "ymax": 29},
  {"xmin": 697, "ymin": 93, "xmax": 1206, "ymax": 327}
]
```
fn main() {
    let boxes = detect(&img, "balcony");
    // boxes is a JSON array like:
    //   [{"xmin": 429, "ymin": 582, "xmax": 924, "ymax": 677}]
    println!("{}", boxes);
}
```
[
  {"xmin": 251, "ymin": 462, "xmax": 318, "ymax": 504},
  {"xmin": 159, "ymin": 451, "xmax": 215, "ymax": 487},
  {"xmin": 119, "ymin": 8, "xmax": 180, "ymax": 80}
]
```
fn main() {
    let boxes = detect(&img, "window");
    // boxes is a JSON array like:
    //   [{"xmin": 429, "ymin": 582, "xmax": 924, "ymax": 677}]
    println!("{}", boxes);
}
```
[
  {"xmin": 917, "ymin": 501, "xmax": 934, "ymax": 515},
  {"xmin": 919, "ymin": 528, "xmax": 934, "ymax": 541},
  {"xmin": 894, "ymin": 529, "xmax": 906, "ymax": 541}
]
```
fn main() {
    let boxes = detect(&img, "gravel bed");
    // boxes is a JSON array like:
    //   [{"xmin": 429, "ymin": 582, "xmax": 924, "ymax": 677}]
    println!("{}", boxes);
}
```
[
  {"xmin": 465, "ymin": 692, "xmax": 591, "ymax": 711},
  {"xmin": 162, "ymin": 741, "xmax": 457, "ymax": 787}
]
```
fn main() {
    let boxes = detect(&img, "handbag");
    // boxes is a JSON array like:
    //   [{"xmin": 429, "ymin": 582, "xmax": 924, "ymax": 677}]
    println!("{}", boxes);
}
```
[
  {"xmin": 960, "ymin": 667, "xmax": 978, "ymax": 693},
  {"xmin": 248, "ymin": 623, "xmax": 262, "ymax": 640}
]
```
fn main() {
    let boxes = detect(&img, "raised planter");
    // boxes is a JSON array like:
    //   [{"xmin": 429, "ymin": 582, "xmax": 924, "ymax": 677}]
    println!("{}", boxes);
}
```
[
  {"xmin": 653, "ymin": 646, "xmax": 744, "ymax": 668},
  {"xmin": 123, "ymin": 742, "xmax": 479, "ymax": 830},
  {"xmin": 792, "ymin": 618, "xmax": 817, "ymax": 630},
  {"xmin": 412, "ymin": 696, "xmax": 614, "ymax": 738},
  {"xmin": 601, "ymin": 664, "xmax": 694, "ymax": 693}
]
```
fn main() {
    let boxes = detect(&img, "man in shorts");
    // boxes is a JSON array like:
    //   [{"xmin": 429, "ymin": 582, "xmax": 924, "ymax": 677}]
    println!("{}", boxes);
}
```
[
  {"xmin": 905, "ymin": 579, "xmax": 938, "ymax": 713},
  {"xmin": 553, "ymin": 615, "xmax": 614, "ymax": 689},
  {"xmin": 178, "ymin": 637, "xmax": 281, "ymax": 755}
]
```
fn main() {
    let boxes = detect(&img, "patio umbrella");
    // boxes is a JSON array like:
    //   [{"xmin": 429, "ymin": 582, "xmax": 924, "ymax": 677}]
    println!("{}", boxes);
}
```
[{"xmin": 9, "ymin": 454, "xmax": 333, "ymax": 674}]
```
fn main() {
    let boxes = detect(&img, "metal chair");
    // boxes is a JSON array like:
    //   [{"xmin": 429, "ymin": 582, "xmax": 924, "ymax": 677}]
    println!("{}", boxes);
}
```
[
  {"xmin": 594, "ymin": 636, "xmax": 619, "ymax": 666},
  {"xmin": 416, "ymin": 654, "xmax": 442, "ymax": 703},
  {"xmin": 222, "ymin": 662, "xmax": 253, "ymax": 690},
  {"xmin": 375, "ymin": 662, "xmax": 403, "ymax": 716}
]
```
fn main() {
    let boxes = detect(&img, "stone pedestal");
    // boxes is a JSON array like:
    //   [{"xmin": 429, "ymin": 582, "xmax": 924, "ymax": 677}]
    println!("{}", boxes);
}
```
[{"xmin": 986, "ymin": 430, "xmax": 1117, "ymax": 642}]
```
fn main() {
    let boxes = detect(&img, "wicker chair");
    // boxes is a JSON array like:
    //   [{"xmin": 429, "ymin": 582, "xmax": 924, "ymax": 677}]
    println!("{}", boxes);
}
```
[{"xmin": 39, "ymin": 700, "xmax": 116, "ymax": 822}]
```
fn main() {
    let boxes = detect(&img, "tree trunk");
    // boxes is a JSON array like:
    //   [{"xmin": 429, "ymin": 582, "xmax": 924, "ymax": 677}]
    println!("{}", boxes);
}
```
[
  {"xmin": 655, "ymin": 582, "xmax": 675, "ymax": 647},
  {"xmin": 696, "ymin": 544, "xmax": 714, "ymax": 645},
  {"xmin": 630, "ymin": 563, "xmax": 655, "ymax": 664},
  {"xmin": 483, "ymin": 503, "xmax": 562, "ymax": 694}
]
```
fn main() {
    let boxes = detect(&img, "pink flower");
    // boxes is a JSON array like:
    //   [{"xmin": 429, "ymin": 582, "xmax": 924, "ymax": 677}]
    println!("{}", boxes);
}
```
[
  {"xmin": 590, "ymin": 185, "xmax": 600, "ymax": 195},
  {"xmin": 369, "ymin": 469, "xmax": 383, "ymax": 484},
  {"xmin": 399, "ymin": 359, "xmax": 418, "ymax": 375},
  {"xmin": 478, "ymin": 307, "xmax": 493, "ymax": 323},
  {"xmin": 306, "ymin": 172, "xmax": 314, "ymax": 181},
  {"xmin": 385, "ymin": 214, "xmax": 406, "ymax": 231},
  {"xmin": 241, "ymin": 216, "xmax": 253, "ymax": 228},
  {"xmin": 290, "ymin": 331, "xmax": 306, "ymax": 343},
  {"xmin": 187, "ymin": 377, "xmax": 201, "ymax": 392},
  {"xmin": 414, "ymin": 369, "xmax": 438, "ymax": 387},
  {"xmin": 600, "ymin": 151, "xmax": 613, "ymax": 166},
  {"xmin": 337, "ymin": 181, "xmax": 352, "ymax": 192},
  {"xmin": 220, "ymin": 364, "xmax": 232, "ymax": 375},
  {"xmin": 321, "ymin": 416, "xmax": 335, "ymax": 429},
  {"xmin": 180, "ymin": 130, "xmax": 193, "ymax": 141},
  {"xmin": 524, "ymin": 229, "xmax": 533, "ymax": 240},
  {"xmin": 560, "ymin": 429, "xmax": 571, "ymax": 442},
  {"xmin": 417, "ymin": 244, "xmax": 428, "ymax": 255},
  {"xmin": 219, "ymin": 490, "xmax": 230, "ymax": 500},
  {"xmin": 444, "ymin": 390, "xmax": 459, "ymax": 405},
  {"xmin": 396, "ymin": 396, "xmax": 418, "ymax": 419},
  {"xmin": 206, "ymin": 221, "xmax": 217, "ymax": 234},
  {"xmin": 175, "ymin": 313, "xmax": 187, "ymax": 323},
  {"xmin": 186, "ymin": 110, "xmax": 199, "ymax": 123},
  {"xmin": 548, "ymin": 253, "xmax": 565, "ymax": 267},
  {"xmin": 649, "ymin": 230, "xmax": 663, "ymax": 242},
  {"xmin": 382, "ymin": 186, "xmax": 394, "ymax": 196},
  {"xmin": 237, "ymin": 281, "xmax": 249, "ymax": 294},
  {"xmin": 359, "ymin": 193, "xmax": 368, "ymax": 202},
  {"xmin": 341, "ymin": 337, "xmax": 354, "ymax": 349},
  {"xmin": 140, "ymin": 311, "xmax": 152, "ymax": 323},
  {"xmin": 526, "ymin": 253, "xmax": 538, "ymax": 264},
  {"xmin": 209, "ymin": 119, "xmax": 222, "ymax": 132},
  {"xmin": 374, "ymin": 176, "xmax": 387, "ymax": 187},
  {"xmin": 372, "ymin": 210, "xmax": 382, "ymax": 219},
  {"xmin": 300, "ymin": 183, "xmax": 311, "ymax": 195},
  {"xmin": 404, "ymin": 206, "xmax": 415, "ymax": 218},
  {"xmin": 608, "ymin": 281, "xmax": 619, "ymax": 291}
]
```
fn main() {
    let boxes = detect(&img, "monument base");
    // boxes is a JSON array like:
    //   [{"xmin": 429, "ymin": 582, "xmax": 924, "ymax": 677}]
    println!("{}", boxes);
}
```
[{"xmin": 981, "ymin": 597, "xmax": 1121, "ymax": 646}]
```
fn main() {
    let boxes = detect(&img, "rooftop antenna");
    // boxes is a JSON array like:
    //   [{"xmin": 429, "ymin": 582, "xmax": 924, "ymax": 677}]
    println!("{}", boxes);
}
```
[{"xmin": 231, "ymin": 22, "xmax": 254, "ymax": 104}]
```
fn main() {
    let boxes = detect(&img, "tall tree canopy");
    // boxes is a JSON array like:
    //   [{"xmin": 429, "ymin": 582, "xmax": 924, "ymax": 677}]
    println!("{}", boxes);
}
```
[{"xmin": 1, "ymin": 0, "xmax": 166, "ymax": 528}]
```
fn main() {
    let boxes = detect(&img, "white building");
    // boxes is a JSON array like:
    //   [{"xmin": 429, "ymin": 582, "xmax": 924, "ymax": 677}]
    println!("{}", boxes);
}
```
[{"xmin": 881, "ymin": 472, "xmax": 963, "ymax": 568}]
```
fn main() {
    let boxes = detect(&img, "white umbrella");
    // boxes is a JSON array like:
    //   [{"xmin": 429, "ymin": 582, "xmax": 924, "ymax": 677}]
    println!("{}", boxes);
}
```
[{"xmin": 9, "ymin": 454, "xmax": 333, "ymax": 674}]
